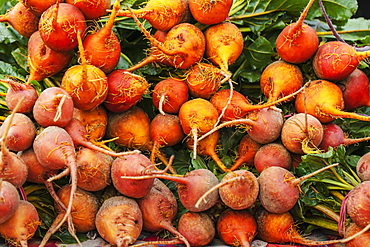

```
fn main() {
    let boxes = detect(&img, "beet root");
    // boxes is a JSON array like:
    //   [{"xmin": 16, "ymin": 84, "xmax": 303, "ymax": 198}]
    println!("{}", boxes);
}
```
[
  {"xmin": 38, "ymin": 2, "xmax": 87, "ymax": 52},
  {"xmin": 178, "ymin": 211, "xmax": 216, "ymax": 247},
  {"xmin": 104, "ymin": 69, "xmax": 149, "ymax": 113},
  {"xmin": 217, "ymin": 209, "xmax": 257, "ymax": 247},
  {"xmin": 230, "ymin": 134, "xmax": 261, "ymax": 171},
  {"xmin": 0, "ymin": 180, "xmax": 20, "ymax": 224},
  {"xmin": 281, "ymin": 113, "xmax": 324, "ymax": 154},
  {"xmin": 0, "ymin": 113, "xmax": 36, "ymax": 152},
  {"xmin": 56, "ymin": 184, "xmax": 99, "ymax": 233},
  {"xmin": 258, "ymin": 163, "xmax": 338, "ymax": 214},
  {"xmin": 76, "ymin": 147, "xmax": 113, "ymax": 192},
  {"xmin": 256, "ymin": 208, "xmax": 343, "ymax": 246},
  {"xmin": 152, "ymin": 77, "xmax": 189, "ymax": 115},
  {"xmin": 0, "ymin": 2, "xmax": 39, "ymax": 38},
  {"xmin": 275, "ymin": 0, "xmax": 318, "ymax": 64},
  {"xmin": 0, "ymin": 200, "xmax": 40, "ymax": 247},
  {"xmin": 4, "ymin": 79, "xmax": 38, "ymax": 114},
  {"xmin": 111, "ymin": 153, "xmax": 155, "ymax": 199},
  {"xmin": 96, "ymin": 196, "xmax": 143, "ymax": 247},
  {"xmin": 32, "ymin": 87, "xmax": 74, "ymax": 128},
  {"xmin": 254, "ymin": 142, "xmax": 292, "ymax": 173},
  {"xmin": 219, "ymin": 170, "xmax": 259, "ymax": 210},
  {"xmin": 27, "ymin": 30, "xmax": 74, "ymax": 83}
]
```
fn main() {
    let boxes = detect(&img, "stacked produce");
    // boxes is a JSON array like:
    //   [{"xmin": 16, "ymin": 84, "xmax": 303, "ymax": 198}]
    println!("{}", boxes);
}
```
[{"xmin": 1, "ymin": 0, "xmax": 370, "ymax": 246}]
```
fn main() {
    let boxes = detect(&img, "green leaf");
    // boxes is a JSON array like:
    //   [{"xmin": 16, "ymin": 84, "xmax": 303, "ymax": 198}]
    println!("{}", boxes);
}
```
[
  {"xmin": 316, "ymin": 17, "xmax": 370, "ymax": 43},
  {"xmin": 0, "ymin": 61, "xmax": 26, "ymax": 78},
  {"xmin": 244, "ymin": 35, "xmax": 274, "ymax": 70},
  {"xmin": 309, "ymin": 0, "xmax": 358, "ymax": 23}
]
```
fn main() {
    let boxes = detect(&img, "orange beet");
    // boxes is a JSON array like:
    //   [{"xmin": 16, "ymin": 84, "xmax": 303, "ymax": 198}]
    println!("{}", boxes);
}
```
[
  {"xmin": 295, "ymin": 79, "xmax": 370, "ymax": 123},
  {"xmin": 260, "ymin": 60, "xmax": 304, "ymax": 103},
  {"xmin": 189, "ymin": 0, "xmax": 233, "ymax": 25},
  {"xmin": 275, "ymin": 0, "xmax": 318, "ymax": 64},
  {"xmin": 0, "ymin": 2, "xmax": 39, "ymax": 38}
]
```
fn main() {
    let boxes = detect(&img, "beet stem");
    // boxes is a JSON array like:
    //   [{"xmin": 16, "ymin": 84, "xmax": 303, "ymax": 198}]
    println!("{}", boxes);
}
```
[
  {"xmin": 318, "ymin": 0, "xmax": 345, "ymax": 43},
  {"xmin": 198, "ymin": 118, "xmax": 256, "ymax": 142},
  {"xmin": 295, "ymin": 0, "xmax": 316, "ymax": 29},
  {"xmin": 322, "ymin": 106, "xmax": 370, "ymax": 122},
  {"xmin": 191, "ymin": 127, "xmax": 198, "ymax": 159},
  {"xmin": 53, "ymin": 94, "xmax": 67, "ymax": 122},
  {"xmin": 103, "ymin": 0, "xmax": 121, "ymax": 35},
  {"xmin": 291, "ymin": 162, "xmax": 339, "ymax": 185},
  {"xmin": 126, "ymin": 5, "xmax": 181, "ymax": 56},
  {"xmin": 215, "ymin": 79, "xmax": 233, "ymax": 126}
]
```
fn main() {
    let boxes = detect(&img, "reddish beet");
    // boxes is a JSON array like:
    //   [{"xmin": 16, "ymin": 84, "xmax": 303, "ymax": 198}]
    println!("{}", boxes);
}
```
[
  {"xmin": 346, "ymin": 181, "xmax": 370, "ymax": 229},
  {"xmin": 313, "ymin": 41, "xmax": 370, "ymax": 81},
  {"xmin": 152, "ymin": 77, "xmax": 189, "ymax": 115},
  {"xmin": 0, "ymin": 110, "xmax": 28, "ymax": 188},
  {"xmin": 27, "ymin": 30, "xmax": 74, "ymax": 82},
  {"xmin": 189, "ymin": 0, "xmax": 233, "ymax": 25},
  {"xmin": 4, "ymin": 79, "xmax": 38, "ymax": 114},
  {"xmin": 245, "ymin": 107, "xmax": 284, "ymax": 144},
  {"xmin": 111, "ymin": 153, "xmax": 155, "ymax": 199},
  {"xmin": 149, "ymin": 114, "xmax": 185, "ymax": 163},
  {"xmin": 32, "ymin": 87, "xmax": 74, "ymax": 127},
  {"xmin": 19, "ymin": 148, "xmax": 58, "ymax": 184},
  {"xmin": 137, "ymin": 178, "xmax": 190, "ymax": 247},
  {"xmin": 254, "ymin": 143, "xmax": 292, "ymax": 173},
  {"xmin": 258, "ymin": 164, "xmax": 338, "ymax": 214},
  {"xmin": 123, "ymin": 168, "xmax": 220, "ymax": 212},
  {"xmin": 66, "ymin": 0, "xmax": 111, "ymax": 20},
  {"xmin": 230, "ymin": 134, "xmax": 261, "ymax": 171},
  {"xmin": 38, "ymin": 2, "xmax": 87, "ymax": 52},
  {"xmin": 0, "ymin": 113, "xmax": 36, "ymax": 152},
  {"xmin": 197, "ymin": 107, "xmax": 284, "ymax": 153},
  {"xmin": 82, "ymin": 0, "xmax": 121, "ymax": 74},
  {"xmin": 0, "ymin": 2, "xmax": 39, "ymax": 38},
  {"xmin": 95, "ymin": 196, "xmax": 143, "ymax": 247},
  {"xmin": 356, "ymin": 152, "xmax": 370, "ymax": 181},
  {"xmin": 33, "ymin": 126, "xmax": 79, "ymax": 245},
  {"xmin": 338, "ymin": 68, "xmax": 370, "ymax": 111},
  {"xmin": 275, "ymin": 0, "xmax": 318, "ymax": 64},
  {"xmin": 104, "ymin": 69, "xmax": 149, "ymax": 113},
  {"xmin": 344, "ymin": 222, "xmax": 370, "ymax": 247},
  {"xmin": 319, "ymin": 123, "xmax": 370, "ymax": 152},
  {"xmin": 61, "ymin": 31, "xmax": 108, "ymax": 111},
  {"xmin": 0, "ymin": 180, "xmax": 20, "ymax": 224},
  {"xmin": 178, "ymin": 211, "xmax": 216, "ymax": 247},
  {"xmin": 217, "ymin": 209, "xmax": 257, "ymax": 247}
]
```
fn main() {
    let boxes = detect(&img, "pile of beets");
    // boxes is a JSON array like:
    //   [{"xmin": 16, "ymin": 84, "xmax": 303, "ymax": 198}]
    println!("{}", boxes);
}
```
[{"xmin": 1, "ymin": 0, "xmax": 370, "ymax": 246}]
